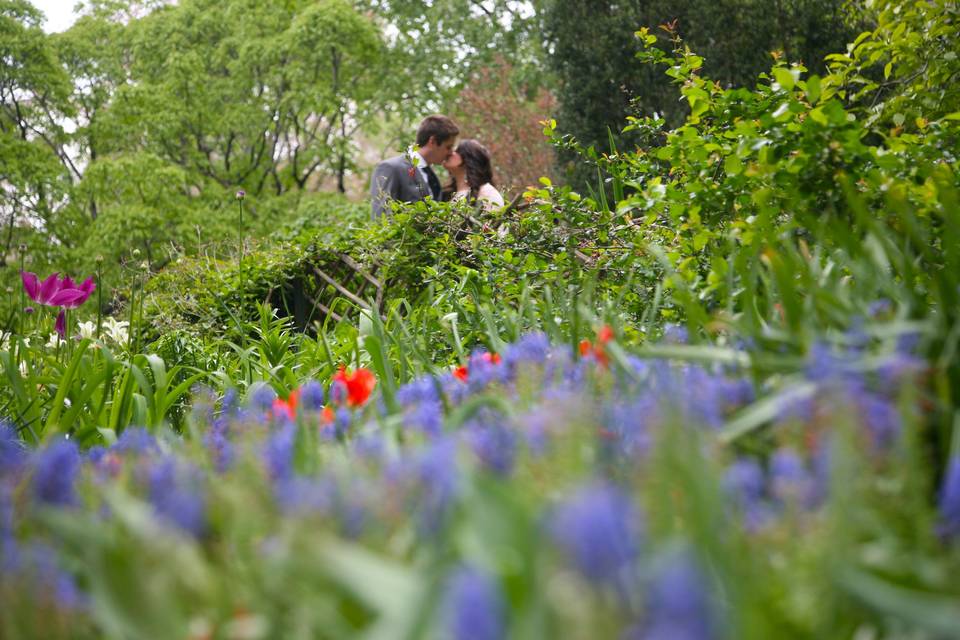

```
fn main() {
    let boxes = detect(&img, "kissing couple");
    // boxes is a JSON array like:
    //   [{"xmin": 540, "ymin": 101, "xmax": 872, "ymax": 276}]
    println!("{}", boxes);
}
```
[{"xmin": 369, "ymin": 115, "xmax": 504, "ymax": 219}]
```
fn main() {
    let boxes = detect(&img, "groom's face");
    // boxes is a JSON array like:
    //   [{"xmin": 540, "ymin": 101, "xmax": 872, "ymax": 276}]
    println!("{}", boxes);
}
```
[{"xmin": 423, "ymin": 136, "xmax": 457, "ymax": 165}]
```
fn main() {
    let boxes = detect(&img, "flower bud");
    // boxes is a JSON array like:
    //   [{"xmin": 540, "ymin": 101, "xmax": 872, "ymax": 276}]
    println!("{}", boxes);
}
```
[
  {"xmin": 95, "ymin": 255, "xmax": 104, "ymax": 264},
  {"xmin": 236, "ymin": 189, "xmax": 246, "ymax": 200}
]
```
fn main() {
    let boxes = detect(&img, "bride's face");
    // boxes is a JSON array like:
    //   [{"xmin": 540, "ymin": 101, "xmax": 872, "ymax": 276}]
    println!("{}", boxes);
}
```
[{"xmin": 442, "ymin": 150, "xmax": 463, "ymax": 172}]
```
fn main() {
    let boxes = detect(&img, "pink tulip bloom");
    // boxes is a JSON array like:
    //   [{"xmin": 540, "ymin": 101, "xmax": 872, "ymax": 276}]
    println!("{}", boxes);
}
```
[
  {"xmin": 55, "ymin": 310, "xmax": 66, "ymax": 338},
  {"xmin": 21, "ymin": 271, "xmax": 95, "ymax": 309}
]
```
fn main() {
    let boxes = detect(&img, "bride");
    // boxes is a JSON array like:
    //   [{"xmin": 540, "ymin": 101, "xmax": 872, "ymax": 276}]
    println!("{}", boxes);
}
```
[{"xmin": 441, "ymin": 139, "xmax": 505, "ymax": 210}]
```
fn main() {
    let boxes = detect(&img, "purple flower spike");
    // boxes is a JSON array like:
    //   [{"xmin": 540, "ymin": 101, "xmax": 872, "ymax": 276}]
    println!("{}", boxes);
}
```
[
  {"xmin": 638, "ymin": 549, "xmax": 718, "ymax": 640},
  {"xmin": 248, "ymin": 383, "xmax": 277, "ymax": 412},
  {"xmin": 938, "ymin": 456, "xmax": 960, "ymax": 540},
  {"xmin": 404, "ymin": 399, "xmax": 443, "ymax": 437},
  {"xmin": 299, "ymin": 380, "xmax": 324, "ymax": 411},
  {"xmin": 148, "ymin": 459, "xmax": 207, "ymax": 538},
  {"xmin": 415, "ymin": 437, "xmax": 459, "ymax": 534},
  {"xmin": 0, "ymin": 422, "xmax": 26, "ymax": 474},
  {"xmin": 465, "ymin": 420, "xmax": 516, "ymax": 476},
  {"xmin": 31, "ymin": 439, "xmax": 81, "ymax": 507},
  {"xmin": 263, "ymin": 423, "xmax": 296, "ymax": 483},
  {"xmin": 550, "ymin": 481, "xmax": 642, "ymax": 585},
  {"xmin": 112, "ymin": 427, "xmax": 158, "ymax": 455},
  {"xmin": 443, "ymin": 565, "xmax": 506, "ymax": 640},
  {"xmin": 329, "ymin": 379, "xmax": 348, "ymax": 405}
]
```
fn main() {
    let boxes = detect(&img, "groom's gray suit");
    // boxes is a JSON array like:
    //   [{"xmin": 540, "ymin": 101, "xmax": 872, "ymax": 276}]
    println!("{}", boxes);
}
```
[{"xmin": 369, "ymin": 154, "xmax": 432, "ymax": 220}]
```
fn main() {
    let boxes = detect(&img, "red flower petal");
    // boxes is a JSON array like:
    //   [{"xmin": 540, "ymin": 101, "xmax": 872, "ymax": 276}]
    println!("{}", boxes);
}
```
[
  {"xmin": 453, "ymin": 366, "xmax": 469, "ymax": 381},
  {"xmin": 332, "ymin": 367, "xmax": 377, "ymax": 407},
  {"xmin": 597, "ymin": 325, "xmax": 614, "ymax": 344},
  {"xmin": 321, "ymin": 406, "xmax": 335, "ymax": 426},
  {"xmin": 272, "ymin": 397, "xmax": 295, "ymax": 421},
  {"xmin": 579, "ymin": 339, "xmax": 592, "ymax": 357}
]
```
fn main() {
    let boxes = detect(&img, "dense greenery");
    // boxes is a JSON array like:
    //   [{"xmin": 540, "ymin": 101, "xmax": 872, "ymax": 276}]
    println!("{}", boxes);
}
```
[
  {"xmin": 2, "ymin": 0, "xmax": 960, "ymax": 638},
  {"xmin": 1, "ymin": 0, "xmax": 547, "ymax": 298},
  {"xmin": 543, "ymin": 0, "xmax": 865, "ymax": 187}
]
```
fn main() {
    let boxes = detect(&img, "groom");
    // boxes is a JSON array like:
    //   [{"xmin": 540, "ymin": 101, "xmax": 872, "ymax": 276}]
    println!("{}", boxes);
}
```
[{"xmin": 370, "ymin": 114, "xmax": 459, "ymax": 219}]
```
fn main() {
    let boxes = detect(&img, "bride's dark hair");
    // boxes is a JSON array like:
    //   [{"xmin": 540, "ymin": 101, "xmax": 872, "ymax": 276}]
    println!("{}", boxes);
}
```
[{"xmin": 443, "ymin": 139, "xmax": 495, "ymax": 201}]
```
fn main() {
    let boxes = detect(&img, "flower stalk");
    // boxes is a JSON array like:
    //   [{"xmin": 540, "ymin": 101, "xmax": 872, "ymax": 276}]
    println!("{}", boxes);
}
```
[{"xmin": 237, "ymin": 189, "xmax": 246, "ymax": 311}]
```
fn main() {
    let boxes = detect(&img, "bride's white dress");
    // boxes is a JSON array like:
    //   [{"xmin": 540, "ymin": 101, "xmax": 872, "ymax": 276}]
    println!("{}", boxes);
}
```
[{"xmin": 453, "ymin": 183, "xmax": 505, "ymax": 210}]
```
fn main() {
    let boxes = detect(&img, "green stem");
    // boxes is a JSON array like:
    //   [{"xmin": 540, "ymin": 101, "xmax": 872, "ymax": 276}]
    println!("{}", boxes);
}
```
[
  {"xmin": 137, "ymin": 276, "xmax": 144, "ymax": 353},
  {"xmin": 18, "ymin": 251, "xmax": 24, "ymax": 336},
  {"xmin": 128, "ymin": 272, "xmax": 137, "ymax": 353},
  {"xmin": 238, "ymin": 198, "xmax": 245, "ymax": 307},
  {"xmin": 96, "ymin": 262, "xmax": 103, "ymax": 340}
]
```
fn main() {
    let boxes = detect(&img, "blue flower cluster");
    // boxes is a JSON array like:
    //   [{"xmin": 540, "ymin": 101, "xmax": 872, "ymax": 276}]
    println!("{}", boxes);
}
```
[{"xmin": 0, "ymin": 332, "xmax": 949, "ymax": 637}]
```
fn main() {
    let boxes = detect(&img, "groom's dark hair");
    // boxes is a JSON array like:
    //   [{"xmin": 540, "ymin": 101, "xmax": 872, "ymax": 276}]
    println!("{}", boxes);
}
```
[{"xmin": 416, "ymin": 115, "xmax": 459, "ymax": 147}]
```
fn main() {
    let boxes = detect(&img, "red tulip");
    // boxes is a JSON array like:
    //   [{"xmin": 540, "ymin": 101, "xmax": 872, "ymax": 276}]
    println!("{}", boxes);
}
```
[
  {"xmin": 272, "ymin": 388, "xmax": 301, "ymax": 421},
  {"xmin": 579, "ymin": 325, "xmax": 614, "ymax": 368},
  {"xmin": 331, "ymin": 367, "xmax": 376, "ymax": 407}
]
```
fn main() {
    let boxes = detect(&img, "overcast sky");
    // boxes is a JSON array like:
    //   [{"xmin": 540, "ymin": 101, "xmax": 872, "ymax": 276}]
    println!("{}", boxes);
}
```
[{"xmin": 31, "ymin": 0, "xmax": 81, "ymax": 33}]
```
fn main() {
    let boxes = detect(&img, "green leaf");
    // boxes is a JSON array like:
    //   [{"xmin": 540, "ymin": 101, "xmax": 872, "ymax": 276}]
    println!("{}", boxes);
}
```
[
  {"xmin": 805, "ymin": 74, "xmax": 822, "ymax": 104},
  {"xmin": 43, "ymin": 339, "xmax": 93, "ymax": 435},
  {"xmin": 719, "ymin": 381, "xmax": 817, "ymax": 444},
  {"xmin": 773, "ymin": 67, "xmax": 795, "ymax": 91},
  {"xmin": 837, "ymin": 567, "xmax": 960, "ymax": 636}
]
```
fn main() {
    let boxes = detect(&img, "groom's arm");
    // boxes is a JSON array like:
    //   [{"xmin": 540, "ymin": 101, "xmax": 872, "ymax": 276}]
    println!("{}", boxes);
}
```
[{"xmin": 370, "ymin": 161, "xmax": 400, "ymax": 220}]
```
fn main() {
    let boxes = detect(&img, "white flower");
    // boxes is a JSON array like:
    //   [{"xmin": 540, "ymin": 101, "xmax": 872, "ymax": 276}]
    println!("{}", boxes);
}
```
[
  {"xmin": 406, "ymin": 146, "xmax": 422, "ymax": 167},
  {"xmin": 46, "ymin": 333, "xmax": 66, "ymax": 349},
  {"xmin": 76, "ymin": 320, "xmax": 97, "ymax": 340},
  {"xmin": 19, "ymin": 360, "xmax": 28, "ymax": 377},
  {"xmin": 102, "ymin": 317, "xmax": 130, "ymax": 346},
  {"xmin": 440, "ymin": 312, "xmax": 459, "ymax": 328}
]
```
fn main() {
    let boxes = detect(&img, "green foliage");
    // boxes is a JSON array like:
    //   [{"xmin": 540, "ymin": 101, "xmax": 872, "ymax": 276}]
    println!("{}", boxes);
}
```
[
  {"xmin": 542, "ymin": 0, "xmax": 865, "ymax": 189},
  {"xmin": 135, "ymin": 193, "xmax": 370, "ymax": 345},
  {"xmin": 0, "ymin": 0, "xmax": 76, "ymax": 268}
]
